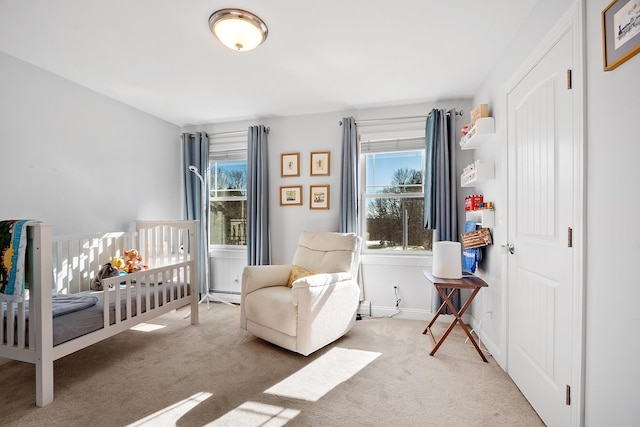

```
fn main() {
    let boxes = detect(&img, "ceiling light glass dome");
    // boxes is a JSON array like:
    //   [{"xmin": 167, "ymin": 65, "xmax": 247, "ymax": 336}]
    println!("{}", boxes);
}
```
[{"xmin": 208, "ymin": 9, "xmax": 268, "ymax": 52}]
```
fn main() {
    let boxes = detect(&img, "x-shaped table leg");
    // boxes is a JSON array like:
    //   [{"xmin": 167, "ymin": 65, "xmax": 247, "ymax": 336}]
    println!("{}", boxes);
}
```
[{"xmin": 425, "ymin": 284, "xmax": 488, "ymax": 362}]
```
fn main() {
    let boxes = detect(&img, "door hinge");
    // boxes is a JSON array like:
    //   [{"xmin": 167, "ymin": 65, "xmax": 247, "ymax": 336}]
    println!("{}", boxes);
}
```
[
  {"xmin": 566, "ymin": 385, "xmax": 571, "ymax": 405},
  {"xmin": 568, "ymin": 227, "xmax": 573, "ymax": 248},
  {"xmin": 566, "ymin": 69, "xmax": 572, "ymax": 89}
]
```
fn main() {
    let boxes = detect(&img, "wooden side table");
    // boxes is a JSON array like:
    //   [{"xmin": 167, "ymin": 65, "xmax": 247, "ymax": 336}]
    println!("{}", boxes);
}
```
[{"xmin": 422, "ymin": 270, "xmax": 489, "ymax": 362}]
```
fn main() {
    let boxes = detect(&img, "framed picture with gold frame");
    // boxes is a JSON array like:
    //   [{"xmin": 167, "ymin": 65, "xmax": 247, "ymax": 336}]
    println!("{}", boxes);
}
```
[
  {"xmin": 281, "ymin": 152, "xmax": 300, "ymax": 177},
  {"xmin": 602, "ymin": 0, "xmax": 640, "ymax": 71},
  {"xmin": 280, "ymin": 185, "xmax": 303, "ymax": 206},
  {"xmin": 310, "ymin": 151, "xmax": 330, "ymax": 176},
  {"xmin": 309, "ymin": 185, "xmax": 330, "ymax": 210}
]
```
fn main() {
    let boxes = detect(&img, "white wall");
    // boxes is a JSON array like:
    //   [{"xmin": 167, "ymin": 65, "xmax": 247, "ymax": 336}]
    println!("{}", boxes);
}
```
[
  {"xmin": 469, "ymin": 0, "xmax": 576, "ymax": 361},
  {"xmin": 585, "ymin": 0, "xmax": 640, "ymax": 425},
  {"xmin": 472, "ymin": 0, "xmax": 640, "ymax": 424},
  {"xmin": 184, "ymin": 99, "xmax": 472, "ymax": 314},
  {"xmin": 0, "ymin": 51, "xmax": 181, "ymax": 235}
]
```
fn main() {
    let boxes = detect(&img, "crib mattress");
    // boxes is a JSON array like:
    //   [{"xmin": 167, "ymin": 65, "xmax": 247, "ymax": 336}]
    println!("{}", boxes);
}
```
[{"xmin": 4, "ymin": 282, "xmax": 190, "ymax": 346}]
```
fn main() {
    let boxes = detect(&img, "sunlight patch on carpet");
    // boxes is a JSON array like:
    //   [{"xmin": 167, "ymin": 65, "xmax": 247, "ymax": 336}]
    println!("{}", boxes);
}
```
[
  {"xmin": 205, "ymin": 401, "xmax": 300, "ymax": 426},
  {"xmin": 130, "ymin": 323, "xmax": 167, "ymax": 332},
  {"xmin": 126, "ymin": 391, "xmax": 212, "ymax": 426},
  {"xmin": 264, "ymin": 347, "xmax": 381, "ymax": 402}
]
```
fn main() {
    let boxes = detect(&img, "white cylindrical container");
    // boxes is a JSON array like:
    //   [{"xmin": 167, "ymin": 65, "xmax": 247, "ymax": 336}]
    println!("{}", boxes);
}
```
[{"xmin": 432, "ymin": 241, "xmax": 462, "ymax": 279}]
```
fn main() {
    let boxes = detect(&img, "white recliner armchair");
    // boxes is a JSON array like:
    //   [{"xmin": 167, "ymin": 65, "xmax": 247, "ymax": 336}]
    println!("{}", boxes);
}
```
[{"xmin": 240, "ymin": 231, "xmax": 361, "ymax": 356}]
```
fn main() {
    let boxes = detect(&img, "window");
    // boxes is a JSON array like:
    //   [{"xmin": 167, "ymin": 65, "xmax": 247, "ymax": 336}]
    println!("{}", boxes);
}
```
[
  {"xmin": 361, "ymin": 135, "xmax": 433, "ymax": 253},
  {"xmin": 209, "ymin": 160, "xmax": 247, "ymax": 246},
  {"xmin": 209, "ymin": 136, "xmax": 247, "ymax": 247}
]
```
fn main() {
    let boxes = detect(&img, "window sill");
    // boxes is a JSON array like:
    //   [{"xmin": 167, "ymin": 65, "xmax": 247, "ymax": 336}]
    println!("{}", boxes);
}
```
[
  {"xmin": 360, "ymin": 253, "xmax": 431, "ymax": 267},
  {"xmin": 209, "ymin": 246, "xmax": 246, "ymax": 259}
]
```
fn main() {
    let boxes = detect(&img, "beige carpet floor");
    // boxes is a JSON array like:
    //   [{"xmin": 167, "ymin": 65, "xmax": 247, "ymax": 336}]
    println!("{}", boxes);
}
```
[{"xmin": 0, "ymin": 304, "xmax": 544, "ymax": 426}]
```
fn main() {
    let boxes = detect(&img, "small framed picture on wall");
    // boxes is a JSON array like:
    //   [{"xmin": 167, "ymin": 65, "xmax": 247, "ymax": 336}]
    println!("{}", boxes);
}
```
[
  {"xmin": 310, "ymin": 185, "xmax": 330, "ymax": 210},
  {"xmin": 310, "ymin": 152, "xmax": 330, "ymax": 176},
  {"xmin": 280, "ymin": 185, "xmax": 303, "ymax": 206},
  {"xmin": 281, "ymin": 153, "xmax": 300, "ymax": 177},
  {"xmin": 602, "ymin": 0, "xmax": 640, "ymax": 71}
]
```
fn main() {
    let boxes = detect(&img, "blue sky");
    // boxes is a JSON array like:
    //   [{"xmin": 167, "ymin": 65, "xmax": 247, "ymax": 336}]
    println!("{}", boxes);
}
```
[{"xmin": 366, "ymin": 151, "xmax": 423, "ymax": 192}]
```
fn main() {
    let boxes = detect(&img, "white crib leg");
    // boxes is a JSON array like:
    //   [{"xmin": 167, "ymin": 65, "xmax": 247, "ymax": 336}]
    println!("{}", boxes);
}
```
[
  {"xmin": 33, "ymin": 223, "xmax": 54, "ymax": 407},
  {"xmin": 190, "ymin": 291, "xmax": 199, "ymax": 325},
  {"xmin": 35, "ymin": 355, "xmax": 54, "ymax": 407}
]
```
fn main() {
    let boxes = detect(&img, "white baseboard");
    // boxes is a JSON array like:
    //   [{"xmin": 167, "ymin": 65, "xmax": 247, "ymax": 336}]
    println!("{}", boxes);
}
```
[
  {"xmin": 358, "ymin": 301, "xmax": 430, "ymax": 321},
  {"xmin": 202, "ymin": 291, "xmax": 240, "ymax": 305},
  {"xmin": 369, "ymin": 305, "xmax": 430, "ymax": 321}
]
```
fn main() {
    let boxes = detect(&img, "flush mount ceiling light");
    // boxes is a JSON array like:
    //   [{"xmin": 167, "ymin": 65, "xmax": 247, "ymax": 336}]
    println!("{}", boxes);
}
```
[{"xmin": 208, "ymin": 8, "xmax": 268, "ymax": 52}]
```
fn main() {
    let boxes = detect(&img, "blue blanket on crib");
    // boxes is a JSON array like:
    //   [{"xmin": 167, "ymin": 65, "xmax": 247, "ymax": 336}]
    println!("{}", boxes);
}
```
[
  {"xmin": 0, "ymin": 220, "xmax": 33, "ymax": 303},
  {"xmin": 3, "ymin": 294, "xmax": 99, "ymax": 320}
]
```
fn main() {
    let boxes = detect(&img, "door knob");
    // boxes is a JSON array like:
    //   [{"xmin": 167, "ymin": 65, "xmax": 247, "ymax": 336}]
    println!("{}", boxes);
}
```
[{"xmin": 501, "ymin": 244, "xmax": 515, "ymax": 254}]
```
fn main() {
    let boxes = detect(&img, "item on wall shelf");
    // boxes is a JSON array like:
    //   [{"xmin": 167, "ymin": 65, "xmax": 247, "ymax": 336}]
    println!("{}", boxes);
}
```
[
  {"xmin": 465, "ymin": 194, "xmax": 484, "ymax": 211},
  {"xmin": 469, "ymin": 104, "xmax": 489, "ymax": 127},
  {"xmin": 461, "ymin": 228, "xmax": 493, "ymax": 250},
  {"xmin": 432, "ymin": 241, "xmax": 463, "ymax": 279},
  {"xmin": 281, "ymin": 153, "xmax": 300, "ymax": 177},
  {"xmin": 461, "ymin": 160, "xmax": 494, "ymax": 186},
  {"xmin": 465, "ymin": 209, "xmax": 495, "ymax": 228},
  {"xmin": 310, "ymin": 152, "xmax": 330, "ymax": 176},
  {"xmin": 462, "ymin": 160, "xmax": 477, "ymax": 176},
  {"xmin": 462, "ymin": 221, "xmax": 483, "ymax": 273},
  {"xmin": 309, "ymin": 185, "xmax": 330, "ymax": 209},
  {"xmin": 602, "ymin": 0, "xmax": 640, "ymax": 71},
  {"xmin": 280, "ymin": 185, "xmax": 303, "ymax": 206},
  {"xmin": 459, "ymin": 117, "xmax": 495, "ymax": 149}
]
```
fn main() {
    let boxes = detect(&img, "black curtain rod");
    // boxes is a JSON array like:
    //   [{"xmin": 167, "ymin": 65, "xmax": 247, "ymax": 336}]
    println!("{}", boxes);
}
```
[{"xmin": 339, "ymin": 110, "xmax": 463, "ymax": 126}]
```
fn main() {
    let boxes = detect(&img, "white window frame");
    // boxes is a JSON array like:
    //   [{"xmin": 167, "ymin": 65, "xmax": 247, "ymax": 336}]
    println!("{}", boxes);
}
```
[
  {"xmin": 209, "ymin": 135, "xmax": 247, "ymax": 251},
  {"xmin": 358, "ymin": 121, "xmax": 431, "ymax": 255}
]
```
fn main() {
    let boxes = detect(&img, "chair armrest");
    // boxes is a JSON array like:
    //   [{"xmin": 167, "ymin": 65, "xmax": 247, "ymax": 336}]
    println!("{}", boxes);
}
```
[
  {"xmin": 291, "ymin": 271, "xmax": 352, "ymax": 289},
  {"xmin": 242, "ymin": 264, "xmax": 292, "ymax": 295},
  {"xmin": 291, "ymin": 271, "xmax": 353, "ymax": 306},
  {"xmin": 240, "ymin": 264, "xmax": 293, "ymax": 331}
]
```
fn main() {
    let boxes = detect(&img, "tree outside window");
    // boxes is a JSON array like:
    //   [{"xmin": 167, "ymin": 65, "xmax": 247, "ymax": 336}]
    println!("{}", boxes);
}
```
[
  {"xmin": 364, "ymin": 151, "xmax": 432, "ymax": 252},
  {"xmin": 210, "ymin": 160, "xmax": 247, "ymax": 246}
]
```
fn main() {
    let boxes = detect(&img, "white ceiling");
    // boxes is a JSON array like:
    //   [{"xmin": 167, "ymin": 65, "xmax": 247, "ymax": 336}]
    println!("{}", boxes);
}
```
[{"xmin": 0, "ymin": 0, "xmax": 539, "ymax": 127}]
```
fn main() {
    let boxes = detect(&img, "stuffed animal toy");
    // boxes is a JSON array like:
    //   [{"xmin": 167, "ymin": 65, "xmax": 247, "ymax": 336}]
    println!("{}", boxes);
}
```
[
  {"xmin": 111, "ymin": 256, "xmax": 126, "ymax": 271},
  {"xmin": 90, "ymin": 263, "xmax": 120, "ymax": 291},
  {"xmin": 123, "ymin": 249, "xmax": 148, "ymax": 273}
]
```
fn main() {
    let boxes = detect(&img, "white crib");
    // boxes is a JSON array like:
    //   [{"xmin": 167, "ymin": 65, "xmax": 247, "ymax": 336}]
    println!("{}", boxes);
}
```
[{"xmin": 0, "ymin": 220, "xmax": 199, "ymax": 407}]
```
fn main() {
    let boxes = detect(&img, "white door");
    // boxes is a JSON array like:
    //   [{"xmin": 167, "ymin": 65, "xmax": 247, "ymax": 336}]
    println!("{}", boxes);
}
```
[{"xmin": 507, "ymin": 30, "xmax": 575, "ymax": 426}]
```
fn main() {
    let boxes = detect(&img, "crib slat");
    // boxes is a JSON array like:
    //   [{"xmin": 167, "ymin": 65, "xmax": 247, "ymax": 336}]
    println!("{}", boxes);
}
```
[
  {"xmin": 103, "ymin": 286, "xmax": 109, "ymax": 328},
  {"xmin": 136, "ymin": 277, "xmax": 142, "ymax": 317},
  {"xmin": 17, "ymin": 301, "xmax": 26, "ymax": 348},
  {"xmin": 0, "ymin": 302, "xmax": 4, "ymax": 346},
  {"xmin": 163, "ymin": 270, "xmax": 169, "ymax": 303},
  {"xmin": 7, "ymin": 303, "xmax": 15, "ymax": 348},
  {"xmin": 125, "ymin": 279, "xmax": 132, "ymax": 320},
  {"xmin": 116, "ymin": 283, "xmax": 122, "ymax": 324}
]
